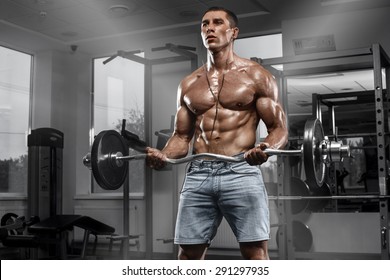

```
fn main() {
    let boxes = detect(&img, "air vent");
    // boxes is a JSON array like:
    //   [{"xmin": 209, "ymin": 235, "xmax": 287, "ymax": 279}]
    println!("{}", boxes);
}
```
[{"xmin": 293, "ymin": 35, "xmax": 336, "ymax": 55}]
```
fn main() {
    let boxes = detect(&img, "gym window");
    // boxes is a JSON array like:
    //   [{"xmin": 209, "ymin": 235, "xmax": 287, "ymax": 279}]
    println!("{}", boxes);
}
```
[
  {"xmin": 92, "ymin": 55, "xmax": 145, "ymax": 194},
  {"xmin": 0, "ymin": 45, "xmax": 32, "ymax": 194},
  {"xmin": 235, "ymin": 33, "xmax": 282, "ymax": 60}
]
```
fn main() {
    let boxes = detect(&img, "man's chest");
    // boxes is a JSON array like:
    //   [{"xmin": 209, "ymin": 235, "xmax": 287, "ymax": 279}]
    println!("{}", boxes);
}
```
[{"xmin": 184, "ymin": 74, "xmax": 258, "ymax": 114}]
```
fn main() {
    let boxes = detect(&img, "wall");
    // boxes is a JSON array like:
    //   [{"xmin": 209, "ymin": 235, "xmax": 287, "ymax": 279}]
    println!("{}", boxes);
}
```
[{"xmin": 282, "ymin": 7, "xmax": 390, "ymax": 56}]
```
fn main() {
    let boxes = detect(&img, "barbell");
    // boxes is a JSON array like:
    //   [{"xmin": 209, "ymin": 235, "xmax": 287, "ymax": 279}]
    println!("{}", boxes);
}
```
[{"xmin": 83, "ymin": 118, "xmax": 350, "ymax": 190}]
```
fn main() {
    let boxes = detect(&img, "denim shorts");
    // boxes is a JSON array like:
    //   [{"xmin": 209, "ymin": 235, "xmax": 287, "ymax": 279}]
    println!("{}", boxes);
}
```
[{"xmin": 174, "ymin": 158, "xmax": 269, "ymax": 245}]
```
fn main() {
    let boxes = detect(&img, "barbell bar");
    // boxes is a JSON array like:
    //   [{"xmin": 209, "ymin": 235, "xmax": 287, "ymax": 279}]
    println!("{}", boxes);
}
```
[
  {"xmin": 83, "ymin": 118, "xmax": 350, "ymax": 190},
  {"xmin": 269, "ymin": 195, "xmax": 390, "ymax": 200},
  {"xmin": 115, "ymin": 148, "xmax": 301, "ymax": 162}
]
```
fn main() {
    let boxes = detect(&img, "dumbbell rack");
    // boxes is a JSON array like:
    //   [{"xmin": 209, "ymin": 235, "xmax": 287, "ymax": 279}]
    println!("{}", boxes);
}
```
[{"xmin": 260, "ymin": 43, "xmax": 390, "ymax": 260}]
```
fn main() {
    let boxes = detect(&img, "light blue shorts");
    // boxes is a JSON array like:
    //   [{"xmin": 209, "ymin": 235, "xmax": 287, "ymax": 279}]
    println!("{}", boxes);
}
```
[{"xmin": 174, "ymin": 158, "xmax": 270, "ymax": 245}]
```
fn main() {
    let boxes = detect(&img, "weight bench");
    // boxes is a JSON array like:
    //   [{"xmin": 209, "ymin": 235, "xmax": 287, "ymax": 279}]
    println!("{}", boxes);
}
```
[{"xmin": 27, "ymin": 214, "xmax": 115, "ymax": 259}]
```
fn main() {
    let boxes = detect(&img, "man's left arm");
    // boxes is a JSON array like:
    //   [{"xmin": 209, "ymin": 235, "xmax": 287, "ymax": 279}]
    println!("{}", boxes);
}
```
[{"xmin": 244, "ymin": 69, "xmax": 288, "ymax": 165}]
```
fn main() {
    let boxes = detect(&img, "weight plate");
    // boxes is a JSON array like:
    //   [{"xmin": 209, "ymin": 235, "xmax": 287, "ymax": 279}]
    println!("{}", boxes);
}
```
[
  {"xmin": 291, "ymin": 220, "xmax": 313, "ymax": 252},
  {"xmin": 276, "ymin": 220, "xmax": 313, "ymax": 252},
  {"xmin": 288, "ymin": 177, "xmax": 310, "ymax": 214},
  {"xmin": 303, "ymin": 119, "xmax": 326, "ymax": 188},
  {"xmin": 91, "ymin": 130, "xmax": 129, "ymax": 190},
  {"xmin": 307, "ymin": 182, "xmax": 331, "ymax": 212}
]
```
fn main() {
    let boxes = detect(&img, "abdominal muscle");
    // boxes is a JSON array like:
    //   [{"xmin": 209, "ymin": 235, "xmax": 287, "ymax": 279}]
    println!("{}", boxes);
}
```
[{"xmin": 192, "ymin": 106, "xmax": 259, "ymax": 156}]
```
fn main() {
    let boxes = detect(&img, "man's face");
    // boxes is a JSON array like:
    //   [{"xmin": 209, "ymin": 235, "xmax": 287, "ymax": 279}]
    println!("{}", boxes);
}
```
[{"xmin": 201, "ymin": 10, "xmax": 237, "ymax": 51}]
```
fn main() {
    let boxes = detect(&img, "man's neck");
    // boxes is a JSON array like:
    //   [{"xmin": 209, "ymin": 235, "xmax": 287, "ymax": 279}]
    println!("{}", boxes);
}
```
[{"xmin": 206, "ymin": 48, "xmax": 234, "ymax": 72}]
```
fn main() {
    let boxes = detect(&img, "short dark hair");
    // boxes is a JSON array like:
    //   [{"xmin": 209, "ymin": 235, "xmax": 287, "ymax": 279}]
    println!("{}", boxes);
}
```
[{"xmin": 202, "ymin": 7, "xmax": 238, "ymax": 28}]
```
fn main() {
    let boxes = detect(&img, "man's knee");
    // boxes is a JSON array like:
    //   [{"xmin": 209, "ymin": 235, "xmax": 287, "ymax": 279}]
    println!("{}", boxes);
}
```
[
  {"xmin": 178, "ymin": 244, "xmax": 208, "ymax": 260},
  {"xmin": 239, "ymin": 241, "xmax": 269, "ymax": 260}
]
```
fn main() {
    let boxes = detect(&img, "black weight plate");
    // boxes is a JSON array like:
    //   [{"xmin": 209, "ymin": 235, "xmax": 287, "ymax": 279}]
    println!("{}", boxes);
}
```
[
  {"xmin": 292, "ymin": 220, "xmax": 313, "ymax": 252},
  {"xmin": 304, "ymin": 119, "xmax": 326, "ymax": 188},
  {"xmin": 307, "ymin": 182, "xmax": 331, "ymax": 212},
  {"xmin": 91, "ymin": 130, "xmax": 129, "ymax": 190},
  {"xmin": 288, "ymin": 142, "xmax": 301, "ymax": 167},
  {"xmin": 276, "ymin": 220, "xmax": 313, "ymax": 252},
  {"xmin": 288, "ymin": 177, "xmax": 310, "ymax": 214}
]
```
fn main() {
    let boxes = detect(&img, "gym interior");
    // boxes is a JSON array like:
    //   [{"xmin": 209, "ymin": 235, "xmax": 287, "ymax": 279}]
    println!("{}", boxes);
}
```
[{"xmin": 1, "ymin": 0, "xmax": 390, "ymax": 260}]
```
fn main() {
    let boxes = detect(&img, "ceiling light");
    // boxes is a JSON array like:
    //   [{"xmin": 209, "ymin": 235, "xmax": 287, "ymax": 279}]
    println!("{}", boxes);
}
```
[
  {"xmin": 321, "ymin": 0, "xmax": 366, "ymax": 6},
  {"xmin": 35, "ymin": 0, "xmax": 50, "ymax": 5},
  {"xmin": 323, "ymin": 96, "xmax": 358, "ymax": 102},
  {"xmin": 108, "ymin": 5, "xmax": 130, "ymax": 17},
  {"xmin": 39, "ymin": 11, "xmax": 47, "ymax": 18},
  {"xmin": 294, "ymin": 73, "xmax": 344, "ymax": 79}
]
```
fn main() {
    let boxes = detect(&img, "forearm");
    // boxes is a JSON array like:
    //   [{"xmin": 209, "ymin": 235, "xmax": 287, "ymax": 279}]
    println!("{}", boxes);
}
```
[
  {"xmin": 161, "ymin": 134, "xmax": 192, "ymax": 159},
  {"xmin": 264, "ymin": 125, "xmax": 288, "ymax": 150}
]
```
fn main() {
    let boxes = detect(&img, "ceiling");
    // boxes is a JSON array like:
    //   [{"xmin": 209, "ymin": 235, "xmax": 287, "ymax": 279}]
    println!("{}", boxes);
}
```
[
  {"xmin": 0, "ymin": 0, "xmax": 269, "ymax": 45},
  {"xmin": 1, "ymin": 0, "xmax": 390, "ymax": 46},
  {"xmin": 1, "ymin": 0, "xmax": 389, "ymax": 137}
]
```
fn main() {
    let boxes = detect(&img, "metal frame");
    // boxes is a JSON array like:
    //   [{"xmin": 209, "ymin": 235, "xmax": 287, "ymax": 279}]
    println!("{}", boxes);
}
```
[
  {"xmin": 260, "ymin": 43, "xmax": 390, "ymax": 259},
  {"xmin": 104, "ymin": 43, "xmax": 197, "ymax": 259}
]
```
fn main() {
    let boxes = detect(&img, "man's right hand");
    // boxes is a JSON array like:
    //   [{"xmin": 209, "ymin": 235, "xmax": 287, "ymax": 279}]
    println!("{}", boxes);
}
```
[
  {"xmin": 244, "ymin": 142, "xmax": 270, "ymax": 166},
  {"xmin": 145, "ymin": 147, "xmax": 168, "ymax": 170}
]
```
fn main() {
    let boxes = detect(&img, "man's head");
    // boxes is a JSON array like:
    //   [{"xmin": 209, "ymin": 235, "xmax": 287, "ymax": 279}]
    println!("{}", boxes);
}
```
[
  {"xmin": 201, "ymin": 7, "xmax": 239, "ymax": 50},
  {"xmin": 202, "ymin": 6, "xmax": 238, "ymax": 29}
]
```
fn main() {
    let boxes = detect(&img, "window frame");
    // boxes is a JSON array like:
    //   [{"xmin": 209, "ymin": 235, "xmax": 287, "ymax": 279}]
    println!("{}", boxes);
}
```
[{"xmin": 0, "ymin": 44, "xmax": 33, "ymax": 196}]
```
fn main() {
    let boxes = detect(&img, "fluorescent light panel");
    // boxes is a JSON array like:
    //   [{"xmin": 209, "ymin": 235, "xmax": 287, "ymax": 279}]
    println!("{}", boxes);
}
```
[{"xmin": 321, "ymin": 0, "xmax": 366, "ymax": 6}]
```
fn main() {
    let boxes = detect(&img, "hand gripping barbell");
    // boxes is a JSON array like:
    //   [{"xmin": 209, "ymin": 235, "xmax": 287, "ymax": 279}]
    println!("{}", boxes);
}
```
[{"xmin": 82, "ymin": 119, "xmax": 350, "ymax": 190}]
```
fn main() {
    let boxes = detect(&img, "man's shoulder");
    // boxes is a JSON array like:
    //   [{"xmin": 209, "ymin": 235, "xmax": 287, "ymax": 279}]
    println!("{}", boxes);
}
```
[
  {"xmin": 180, "ymin": 66, "xmax": 204, "ymax": 88},
  {"xmin": 234, "ymin": 56, "xmax": 273, "ymax": 80}
]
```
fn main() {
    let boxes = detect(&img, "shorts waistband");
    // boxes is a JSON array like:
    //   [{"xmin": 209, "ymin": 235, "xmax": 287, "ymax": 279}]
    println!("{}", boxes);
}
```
[{"xmin": 190, "ymin": 152, "xmax": 246, "ymax": 167}]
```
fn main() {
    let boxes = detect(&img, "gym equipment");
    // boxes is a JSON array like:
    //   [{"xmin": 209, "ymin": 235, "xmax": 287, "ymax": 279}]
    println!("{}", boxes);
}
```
[
  {"xmin": 269, "ymin": 194, "xmax": 390, "ymax": 201},
  {"xmin": 286, "ymin": 177, "xmax": 331, "ymax": 214},
  {"xmin": 90, "ymin": 130, "xmax": 129, "ymax": 191},
  {"xmin": 276, "ymin": 220, "xmax": 313, "ymax": 252},
  {"xmin": 0, "ymin": 214, "xmax": 115, "ymax": 259},
  {"xmin": 0, "ymin": 213, "xmax": 25, "ymax": 235},
  {"xmin": 0, "ymin": 214, "xmax": 41, "ymax": 248},
  {"xmin": 307, "ymin": 182, "xmax": 332, "ymax": 212},
  {"xmin": 28, "ymin": 128, "xmax": 64, "ymax": 220},
  {"xmin": 83, "ymin": 118, "xmax": 350, "ymax": 190},
  {"xmin": 288, "ymin": 177, "xmax": 311, "ymax": 215}
]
